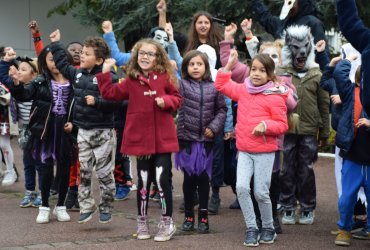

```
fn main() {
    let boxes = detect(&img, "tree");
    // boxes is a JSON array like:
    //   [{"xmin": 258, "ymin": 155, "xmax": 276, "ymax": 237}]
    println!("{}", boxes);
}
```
[{"xmin": 48, "ymin": 0, "xmax": 370, "ymax": 51}]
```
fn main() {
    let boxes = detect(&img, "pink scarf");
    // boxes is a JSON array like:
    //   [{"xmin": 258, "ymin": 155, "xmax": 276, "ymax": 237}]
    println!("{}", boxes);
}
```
[{"xmin": 244, "ymin": 78, "xmax": 275, "ymax": 94}]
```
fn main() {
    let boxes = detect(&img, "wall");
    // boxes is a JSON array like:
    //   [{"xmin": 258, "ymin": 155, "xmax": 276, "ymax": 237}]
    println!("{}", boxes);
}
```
[{"xmin": 0, "ymin": 0, "xmax": 99, "ymax": 57}]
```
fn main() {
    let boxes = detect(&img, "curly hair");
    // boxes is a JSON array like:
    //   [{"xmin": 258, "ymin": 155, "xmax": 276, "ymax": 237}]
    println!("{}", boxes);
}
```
[
  {"xmin": 126, "ymin": 38, "xmax": 177, "ymax": 87},
  {"xmin": 83, "ymin": 36, "xmax": 110, "ymax": 60},
  {"xmin": 185, "ymin": 11, "xmax": 222, "ymax": 53}
]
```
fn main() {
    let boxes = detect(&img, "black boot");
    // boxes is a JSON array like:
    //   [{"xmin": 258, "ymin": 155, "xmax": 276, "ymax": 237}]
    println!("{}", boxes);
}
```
[
  {"xmin": 198, "ymin": 209, "xmax": 209, "ymax": 234},
  {"xmin": 182, "ymin": 210, "xmax": 195, "ymax": 231},
  {"xmin": 65, "ymin": 188, "xmax": 78, "ymax": 209},
  {"xmin": 274, "ymin": 216, "xmax": 283, "ymax": 234},
  {"xmin": 229, "ymin": 197, "xmax": 240, "ymax": 209},
  {"xmin": 208, "ymin": 195, "xmax": 220, "ymax": 215}
]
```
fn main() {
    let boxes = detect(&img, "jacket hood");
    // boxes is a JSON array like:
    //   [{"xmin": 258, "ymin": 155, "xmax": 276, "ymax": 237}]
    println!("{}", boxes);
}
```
[{"xmin": 340, "ymin": 43, "xmax": 362, "ymax": 83}]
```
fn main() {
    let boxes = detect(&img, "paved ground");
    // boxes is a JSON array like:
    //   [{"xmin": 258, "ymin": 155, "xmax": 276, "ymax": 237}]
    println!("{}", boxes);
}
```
[{"xmin": 0, "ymin": 139, "xmax": 369, "ymax": 249}]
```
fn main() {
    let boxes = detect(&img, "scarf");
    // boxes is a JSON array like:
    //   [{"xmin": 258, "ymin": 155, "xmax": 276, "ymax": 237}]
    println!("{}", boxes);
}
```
[{"xmin": 245, "ymin": 78, "xmax": 275, "ymax": 94}]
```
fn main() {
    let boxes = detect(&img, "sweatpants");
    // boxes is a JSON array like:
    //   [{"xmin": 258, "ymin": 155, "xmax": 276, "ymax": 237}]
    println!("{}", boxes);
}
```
[
  {"xmin": 337, "ymin": 159, "xmax": 370, "ymax": 232},
  {"xmin": 236, "ymin": 151, "xmax": 275, "ymax": 229},
  {"xmin": 78, "ymin": 128, "xmax": 116, "ymax": 214},
  {"xmin": 136, "ymin": 153, "xmax": 173, "ymax": 217},
  {"xmin": 279, "ymin": 134, "xmax": 318, "ymax": 212}
]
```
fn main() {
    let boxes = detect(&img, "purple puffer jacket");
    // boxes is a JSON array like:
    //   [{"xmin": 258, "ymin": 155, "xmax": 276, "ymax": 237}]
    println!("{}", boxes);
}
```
[{"xmin": 177, "ymin": 79, "xmax": 226, "ymax": 142}]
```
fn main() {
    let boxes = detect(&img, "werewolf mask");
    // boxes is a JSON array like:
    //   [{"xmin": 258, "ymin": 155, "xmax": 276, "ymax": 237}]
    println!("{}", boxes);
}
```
[{"xmin": 282, "ymin": 25, "xmax": 316, "ymax": 72}]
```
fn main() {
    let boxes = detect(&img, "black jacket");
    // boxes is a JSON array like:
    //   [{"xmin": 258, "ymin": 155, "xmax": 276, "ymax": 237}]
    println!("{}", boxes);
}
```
[
  {"xmin": 50, "ymin": 41, "xmax": 117, "ymax": 130},
  {"xmin": 251, "ymin": 0, "xmax": 326, "ymax": 44},
  {"xmin": 10, "ymin": 74, "xmax": 73, "ymax": 140}
]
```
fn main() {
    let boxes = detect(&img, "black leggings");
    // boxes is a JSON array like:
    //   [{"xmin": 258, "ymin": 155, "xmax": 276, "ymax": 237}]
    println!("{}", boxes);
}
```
[
  {"xmin": 136, "ymin": 153, "xmax": 173, "ymax": 216},
  {"xmin": 40, "ymin": 159, "xmax": 70, "ymax": 207},
  {"xmin": 183, "ymin": 171, "xmax": 210, "ymax": 217}
]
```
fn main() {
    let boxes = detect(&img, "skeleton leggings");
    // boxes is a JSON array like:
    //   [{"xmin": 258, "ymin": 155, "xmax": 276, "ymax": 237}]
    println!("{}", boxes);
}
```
[{"xmin": 136, "ymin": 153, "xmax": 173, "ymax": 217}]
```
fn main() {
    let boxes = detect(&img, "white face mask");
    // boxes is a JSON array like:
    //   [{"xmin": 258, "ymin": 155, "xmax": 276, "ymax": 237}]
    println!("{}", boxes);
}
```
[
  {"xmin": 262, "ymin": 47, "xmax": 280, "ymax": 67},
  {"xmin": 153, "ymin": 30, "xmax": 169, "ymax": 49},
  {"xmin": 280, "ymin": 0, "xmax": 296, "ymax": 20}
]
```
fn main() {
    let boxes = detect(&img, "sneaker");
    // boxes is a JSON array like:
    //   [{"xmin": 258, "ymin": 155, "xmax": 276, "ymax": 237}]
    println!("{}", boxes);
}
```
[
  {"xmin": 277, "ymin": 204, "xmax": 284, "ymax": 214},
  {"xmin": 115, "ymin": 184, "xmax": 131, "ymax": 201},
  {"xmin": 334, "ymin": 229, "xmax": 351, "ymax": 246},
  {"xmin": 198, "ymin": 217, "xmax": 209, "ymax": 234},
  {"xmin": 152, "ymin": 191, "xmax": 161, "ymax": 202},
  {"xmin": 243, "ymin": 227, "xmax": 260, "ymax": 247},
  {"xmin": 137, "ymin": 215, "xmax": 151, "ymax": 240},
  {"xmin": 273, "ymin": 217, "xmax": 283, "ymax": 234},
  {"xmin": 78, "ymin": 209, "xmax": 96, "ymax": 224},
  {"xmin": 99, "ymin": 212, "xmax": 112, "ymax": 224},
  {"xmin": 351, "ymin": 218, "xmax": 367, "ymax": 233},
  {"xmin": 181, "ymin": 217, "xmax": 195, "ymax": 231},
  {"xmin": 65, "ymin": 189, "xmax": 78, "ymax": 209},
  {"xmin": 20, "ymin": 191, "xmax": 35, "ymax": 208},
  {"xmin": 36, "ymin": 207, "xmax": 50, "ymax": 224},
  {"xmin": 282, "ymin": 210, "xmax": 296, "ymax": 225},
  {"xmin": 259, "ymin": 228, "xmax": 277, "ymax": 244},
  {"xmin": 352, "ymin": 228, "xmax": 370, "ymax": 240},
  {"xmin": 154, "ymin": 216, "xmax": 176, "ymax": 242},
  {"xmin": 298, "ymin": 211, "xmax": 314, "ymax": 225},
  {"xmin": 1, "ymin": 169, "xmax": 17, "ymax": 186},
  {"xmin": 229, "ymin": 198, "xmax": 241, "ymax": 209},
  {"xmin": 32, "ymin": 193, "xmax": 42, "ymax": 207},
  {"xmin": 208, "ymin": 197, "xmax": 220, "ymax": 215},
  {"xmin": 53, "ymin": 206, "xmax": 71, "ymax": 222}
]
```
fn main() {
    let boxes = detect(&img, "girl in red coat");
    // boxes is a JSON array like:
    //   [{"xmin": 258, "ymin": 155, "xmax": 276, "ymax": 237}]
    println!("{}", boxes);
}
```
[
  {"xmin": 97, "ymin": 38, "xmax": 181, "ymax": 242},
  {"xmin": 215, "ymin": 52, "xmax": 288, "ymax": 247}
]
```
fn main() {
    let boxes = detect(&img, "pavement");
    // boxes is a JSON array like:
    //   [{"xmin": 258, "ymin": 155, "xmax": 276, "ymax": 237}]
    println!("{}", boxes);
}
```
[{"xmin": 0, "ymin": 138, "xmax": 369, "ymax": 249}]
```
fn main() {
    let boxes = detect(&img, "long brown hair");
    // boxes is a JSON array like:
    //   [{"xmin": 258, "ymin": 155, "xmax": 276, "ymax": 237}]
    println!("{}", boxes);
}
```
[
  {"xmin": 181, "ymin": 50, "xmax": 211, "ymax": 81},
  {"xmin": 251, "ymin": 54, "xmax": 277, "ymax": 82},
  {"xmin": 126, "ymin": 38, "xmax": 177, "ymax": 87},
  {"xmin": 185, "ymin": 11, "xmax": 222, "ymax": 53}
]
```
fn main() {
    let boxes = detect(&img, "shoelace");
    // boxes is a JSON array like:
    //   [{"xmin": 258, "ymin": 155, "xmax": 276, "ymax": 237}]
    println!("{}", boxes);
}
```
[
  {"xmin": 138, "ymin": 221, "xmax": 149, "ymax": 233},
  {"xmin": 246, "ymin": 229, "xmax": 259, "ymax": 240}
]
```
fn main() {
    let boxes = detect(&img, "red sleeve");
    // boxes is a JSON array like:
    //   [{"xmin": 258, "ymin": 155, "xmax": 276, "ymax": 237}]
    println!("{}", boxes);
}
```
[
  {"xmin": 214, "ymin": 70, "xmax": 243, "ymax": 102},
  {"xmin": 161, "ymin": 81, "xmax": 182, "ymax": 112},
  {"xmin": 32, "ymin": 31, "xmax": 44, "ymax": 56},
  {"xmin": 97, "ymin": 72, "xmax": 129, "ymax": 101}
]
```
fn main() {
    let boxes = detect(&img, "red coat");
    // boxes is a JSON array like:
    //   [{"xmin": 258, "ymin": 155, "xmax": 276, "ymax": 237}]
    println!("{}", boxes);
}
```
[
  {"xmin": 215, "ymin": 71, "xmax": 288, "ymax": 153},
  {"xmin": 97, "ymin": 71, "xmax": 181, "ymax": 156}
]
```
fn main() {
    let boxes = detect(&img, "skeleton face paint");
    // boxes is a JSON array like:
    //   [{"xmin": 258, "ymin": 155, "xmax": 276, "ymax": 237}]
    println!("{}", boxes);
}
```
[
  {"xmin": 280, "ymin": 0, "xmax": 297, "ymax": 20},
  {"xmin": 153, "ymin": 30, "xmax": 169, "ymax": 49},
  {"xmin": 261, "ymin": 47, "xmax": 281, "ymax": 67}
]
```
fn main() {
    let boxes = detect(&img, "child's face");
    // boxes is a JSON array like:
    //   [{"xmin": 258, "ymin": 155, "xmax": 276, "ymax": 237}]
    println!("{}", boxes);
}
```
[
  {"xmin": 17, "ymin": 62, "xmax": 36, "ymax": 83},
  {"xmin": 261, "ymin": 47, "xmax": 280, "ymax": 67},
  {"xmin": 137, "ymin": 43, "xmax": 157, "ymax": 74},
  {"xmin": 195, "ymin": 15, "xmax": 211, "ymax": 38},
  {"xmin": 250, "ymin": 59, "xmax": 269, "ymax": 86},
  {"xmin": 46, "ymin": 52, "xmax": 60, "ymax": 75},
  {"xmin": 67, "ymin": 43, "xmax": 82, "ymax": 65},
  {"xmin": 187, "ymin": 55, "xmax": 206, "ymax": 81},
  {"xmin": 153, "ymin": 30, "xmax": 169, "ymax": 49},
  {"xmin": 80, "ymin": 46, "xmax": 100, "ymax": 71}
]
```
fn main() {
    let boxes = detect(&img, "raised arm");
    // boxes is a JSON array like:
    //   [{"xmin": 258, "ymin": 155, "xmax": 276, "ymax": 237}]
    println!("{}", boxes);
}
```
[
  {"xmin": 28, "ymin": 20, "xmax": 44, "ymax": 56},
  {"xmin": 102, "ymin": 20, "xmax": 131, "ymax": 67},
  {"xmin": 165, "ymin": 22, "xmax": 183, "ymax": 75},
  {"xmin": 157, "ymin": 0, "xmax": 167, "ymax": 28}
]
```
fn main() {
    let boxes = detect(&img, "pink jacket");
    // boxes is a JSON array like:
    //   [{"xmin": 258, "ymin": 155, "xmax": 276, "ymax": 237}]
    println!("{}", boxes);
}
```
[{"xmin": 215, "ymin": 71, "xmax": 288, "ymax": 153}]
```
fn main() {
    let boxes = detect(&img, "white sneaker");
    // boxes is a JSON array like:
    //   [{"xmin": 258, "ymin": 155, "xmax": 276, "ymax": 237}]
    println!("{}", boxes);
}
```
[
  {"xmin": 1, "ymin": 169, "xmax": 17, "ymax": 186},
  {"xmin": 53, "ymin": 206, "xmax": 71, "ymax": 222},
  {"xmin": 36, "ymin": 207, "xmax": 50, "ymax": 224},
  {"xmin": 154, "ymin": 216, "xmax": 176, "ymax": 242}
]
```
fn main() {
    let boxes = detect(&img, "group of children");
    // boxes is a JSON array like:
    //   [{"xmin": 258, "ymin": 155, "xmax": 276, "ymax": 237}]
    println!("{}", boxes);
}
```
[{"xmin": 0, "ymin": 0, "xmax": 369, "ymax": 247}]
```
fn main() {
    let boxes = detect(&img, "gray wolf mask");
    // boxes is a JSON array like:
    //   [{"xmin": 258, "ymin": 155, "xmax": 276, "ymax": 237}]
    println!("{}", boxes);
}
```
[{"xmin": 282, "ymin": 25, "xmax": 317, "ymax": 71}]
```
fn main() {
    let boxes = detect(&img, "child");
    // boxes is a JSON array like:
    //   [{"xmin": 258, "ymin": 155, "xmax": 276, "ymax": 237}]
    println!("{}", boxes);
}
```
[
  {"xmin": 175, "ymin": 50, "xmax": 226, "ymax": 233},
  {"xmin": 96, "ymin": 38, "xmax": 181, "ymax": 242},
  {"xmin": 0, "ymin": 48, "xmax": 41, "ymax": 206},
  {"xmin": 215, "ymin": 52, "xmax": 288, "ymax": 246},
  {"xmin": 7, "ymin": 44, "xmax": 74, "ymax": 224},
  {"xmin": 333, "ymin": 54, "xmax": 370, "ymax": 246},
  {"xmin": 49, "ymin": 29, "xmax": 117, "ymax": 224}
]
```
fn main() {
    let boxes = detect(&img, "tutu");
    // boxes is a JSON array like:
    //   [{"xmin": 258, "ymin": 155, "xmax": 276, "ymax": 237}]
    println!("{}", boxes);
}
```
[{"xmin": 175, "ymin": 141, "xmax": 213, "ymax": 178}]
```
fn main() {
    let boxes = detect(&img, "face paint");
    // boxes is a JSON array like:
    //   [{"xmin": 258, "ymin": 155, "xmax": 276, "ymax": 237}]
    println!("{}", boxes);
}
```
[
  {"xmin": 153, "ymin": 30, "xmax": 169, "ymax": 49},
  {"xmin": 261, "ymin": 47, "xmax": 281, "ymax": 67},
  {"xmin": 280, "ymin": 0, "xmax": 296, "ymax": 20}
]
